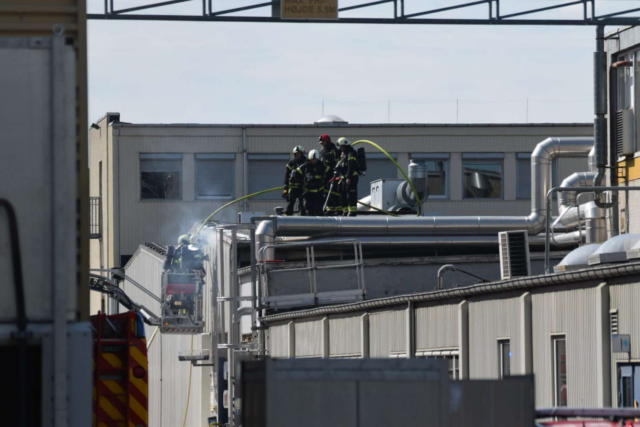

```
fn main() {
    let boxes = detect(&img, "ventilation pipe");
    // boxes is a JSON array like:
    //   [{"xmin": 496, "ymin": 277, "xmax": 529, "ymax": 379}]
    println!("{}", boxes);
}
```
[
  {"xmin": 257, "ymin": 137, "xmax": 593, "ymax": 259},
  {"xmin": 593, "ymin": 25, "xmax": 615, "ymax": 210}
]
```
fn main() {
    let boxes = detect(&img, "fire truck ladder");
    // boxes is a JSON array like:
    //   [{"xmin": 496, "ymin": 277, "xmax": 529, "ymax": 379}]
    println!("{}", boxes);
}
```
[{"xmin": 89, "ymin": 273, "xmax": 162, "ymax": 327}]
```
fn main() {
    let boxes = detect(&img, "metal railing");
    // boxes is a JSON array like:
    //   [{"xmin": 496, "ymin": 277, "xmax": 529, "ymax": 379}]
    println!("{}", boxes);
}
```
[
  {"xmin": 258, "ymin": 239, "xmax": 366, "ymax": 308},
  {"xmin": 90, "ymin": 197, "xmax": 102, "ymax": 239}
]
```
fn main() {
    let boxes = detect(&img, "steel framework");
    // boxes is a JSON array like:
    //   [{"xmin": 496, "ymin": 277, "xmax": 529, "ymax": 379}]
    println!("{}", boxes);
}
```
[{"xmin": 88, "ymin": 0, "xmax": 640, "ymax": 25}]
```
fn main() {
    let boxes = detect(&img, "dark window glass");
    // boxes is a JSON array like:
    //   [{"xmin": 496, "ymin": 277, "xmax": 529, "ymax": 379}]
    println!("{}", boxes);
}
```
[
  {"xmin": 517, "ymin": 155, "xmax": 531, "ymax": 199},
  {"xmin": 463, "ymin": 161, "xmax": 503, "ymax": 199},
  {"xmin": 140, "ymin": 154, "xmax": 182, "ymax": 200},
  {"xmin": 554, "ymin": 337, "xmax": 568, "ymax": 407},
  {"xmin": 499, "ymin": 340, "xmax": 511, "ymax": 378},
  {"xmin": 195, "ymin": 154, "xmax": 235, "ymax": 199}
]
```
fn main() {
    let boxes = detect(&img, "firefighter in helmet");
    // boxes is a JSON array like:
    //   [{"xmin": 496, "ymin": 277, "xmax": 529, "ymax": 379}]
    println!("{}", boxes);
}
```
[
  {"xmin": 335, "ymin": 137, "xmax": 360, "ymax": 217},
  {"xmin": 283, "ymin": 145, "xmax": 307, "ymax": 216},
  {"xmin": 164, "ymin": 234, "xmax": 191, "ymax": 270},
  {"xmin": 318, "ymin": 134, "xmax": 340, "ymax": 215},
  {"xmin": 290, "ymin": 149, "xmax": 330, "ymax": 216}
]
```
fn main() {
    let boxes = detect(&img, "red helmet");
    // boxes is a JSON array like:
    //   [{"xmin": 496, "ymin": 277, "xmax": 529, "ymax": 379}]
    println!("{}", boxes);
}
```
[{"xmin": 319, "ymin": 134, "xmax": 331, "ymax": 143}]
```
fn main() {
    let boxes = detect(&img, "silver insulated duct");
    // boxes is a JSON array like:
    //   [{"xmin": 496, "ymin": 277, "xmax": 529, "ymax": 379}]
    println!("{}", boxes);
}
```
[{"xmin": 257, "ymin": 137, "xmax": 594, "ymax": 258}]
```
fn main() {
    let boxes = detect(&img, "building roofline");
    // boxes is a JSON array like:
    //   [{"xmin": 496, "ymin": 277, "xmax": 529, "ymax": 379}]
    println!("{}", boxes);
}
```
[
  {"xmin": 260, "ymin": 261, "xmax": 640, "ymax": 323},
  {"xmin": 112, "ymin": 122, "xmax": 593, "ymax": 129}
]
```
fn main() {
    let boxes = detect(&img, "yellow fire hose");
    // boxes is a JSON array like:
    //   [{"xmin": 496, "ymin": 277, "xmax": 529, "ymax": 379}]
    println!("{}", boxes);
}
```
[{"xmin": 352, "ymin": 139, "xmax": 422, "ymax": 216}]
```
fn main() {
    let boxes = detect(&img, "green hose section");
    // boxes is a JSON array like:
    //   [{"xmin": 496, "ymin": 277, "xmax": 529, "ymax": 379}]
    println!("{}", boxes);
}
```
[
  {"xmin": 197, "ymin": 186, "xmax": 284, "ymax": 232},
  {"xmin": 357, "ymin": 201, "xmax": 399, "ymax": 217},
  {"xmin": 352, "ymin": 139, "xmax": 423, "ymax": 216}
]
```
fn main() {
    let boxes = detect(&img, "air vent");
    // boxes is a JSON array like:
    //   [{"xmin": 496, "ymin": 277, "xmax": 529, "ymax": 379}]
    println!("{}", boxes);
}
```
[
  {"xmin": 616, "ymin": 109, "xmax": 634, "ymax": 157},
  {"xmin": 610, "ymin": 309, "xmax": 619, "ymax": 335},
  {"xmin": 498, "ymin": 231, "xmax": 531, "ymax": 280}
]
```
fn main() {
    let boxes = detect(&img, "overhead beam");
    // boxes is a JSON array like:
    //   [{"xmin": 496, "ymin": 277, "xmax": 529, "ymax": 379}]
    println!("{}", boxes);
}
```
[{"xmin": 87, "ymin": 14, "xmax": 640, "ymax": 26}]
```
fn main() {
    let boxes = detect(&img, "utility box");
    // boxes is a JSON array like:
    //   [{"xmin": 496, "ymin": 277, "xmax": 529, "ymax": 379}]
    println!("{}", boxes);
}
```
[
  {"xmin": 370, "ymin": 179, "xmax": 404, "ymax": 211},
  {"xmin": 241, "ymin": 358, "xmax": 534, "ymax": 427}
]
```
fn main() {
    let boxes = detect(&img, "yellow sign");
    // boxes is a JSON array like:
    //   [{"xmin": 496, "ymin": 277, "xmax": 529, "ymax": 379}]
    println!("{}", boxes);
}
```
[{"xmin": 281, "ymin": 0, "xmax": 339, "ymax": 20}]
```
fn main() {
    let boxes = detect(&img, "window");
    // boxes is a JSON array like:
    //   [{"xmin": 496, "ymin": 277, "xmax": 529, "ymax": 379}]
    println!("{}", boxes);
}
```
[
  {"xmin": 499, "ymin": 339, "xmax": 511, "ymax": 379},
  {"xmin": 195, "ymin": 154, "xmax": 235, "ymax": 200},
  {"xmin": 248, "ymin": 154, "xmax": 290, "ymax": 200},
  {"xmin": 553, "ymin": 336, "xmax": 567, "ymax": 407},
  {"xmin": 463, "ymin": 153, "xmax": 503, "ymax": 199},
  {"xmin": 617, "ymin": 364, "xmax": 640, "ymax": 408},
  {"xmin": 140, "ymin": 153, "xmax": 182, "ymax": 200},
  {"xmin": 358, "ymin": 153, "xmax": 399, "ymax": 197},
  {"xmin": 517, "ymin": 153, "xmax": 531, "ymax": 199},
  {"xmin": 416, "ymin": 349, "xmax": 460, "ymax": 380},
  {"xmin": 411, "ymin": 154, "xmax": 449, "ymax": 198}
]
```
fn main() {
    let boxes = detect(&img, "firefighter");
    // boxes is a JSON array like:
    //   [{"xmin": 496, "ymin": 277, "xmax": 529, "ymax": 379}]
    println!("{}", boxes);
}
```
[
  {"xmin": 335, "ymin": 137, "xmax": 360, "ymax": 217},
  {"xmin": 283, "ymin": 146, "xmax": 307, "ymax": 216},
  {"xmin": 318, "ymin": 134, "xmax": 341, "ymax": 215},
  {"xmin": 164, "ymin": 234, "xmax": 191, "ymax": 270},
  {"xmin": 186, "ymin": 234, "xmax": 207, "ymax": 275},
  {"xmin": 291, "ymin": 149, "xmax": 330, "ymax": 216}
]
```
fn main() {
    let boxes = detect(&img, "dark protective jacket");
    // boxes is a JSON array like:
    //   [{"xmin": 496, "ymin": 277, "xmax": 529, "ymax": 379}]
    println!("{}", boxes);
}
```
[
  {"xmin": 174, "ymin": 245, "xmax": 205, "ymax": 272},
  {"xmin": 320, "ymin": 142, "xmax": 339, "ymax": 171},
  {"xmin": 293, "ymin": 160, "xmax": 331, "ymax": 192},
  {"xmin": 334, "ymin": 147, "xmax": 360, "ymax": 179},
  {"xmin": 284, "ymin": 156, "xmax": 307, "ymax": 189}
]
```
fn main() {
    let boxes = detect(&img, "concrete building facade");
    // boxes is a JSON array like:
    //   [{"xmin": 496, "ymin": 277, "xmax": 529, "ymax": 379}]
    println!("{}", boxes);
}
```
[{"xmin": 89, "ymin": 114, "xmax": 592, "ymax": 274}]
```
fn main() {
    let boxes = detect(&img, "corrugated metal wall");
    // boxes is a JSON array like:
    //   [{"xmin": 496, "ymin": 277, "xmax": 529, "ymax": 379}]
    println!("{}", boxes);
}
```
[
  {"xmin": 415, "ymin": 303, "xmax": 459, "ymax": 351},
  {"xmin": 330, "ymin": 315, "xmax": 362, "ymax": 357},
  {"xmin": 369, "ymin": 309, "xmax": 407, "ymax": 357},
  {"xmin": 609, "ymin": 281, "xmax": 640, "ymax": 406},
  {"xmin": 532, "ymin": 286, "xmax": 599, "ymax": 408},
  {"xmin": 123, "ymin": 247, "xmax": 208, "ymax": 427},
  {"xmin": 295, "ymin": 319, "xmax": 324, "ymax": 358},
  {"xmin": 469, "ymin": 295, "xmax": 522, "ymax": 379},
  {"xmin": 268, "ymin": 322, "xmax": 291, "ymax": 358}
]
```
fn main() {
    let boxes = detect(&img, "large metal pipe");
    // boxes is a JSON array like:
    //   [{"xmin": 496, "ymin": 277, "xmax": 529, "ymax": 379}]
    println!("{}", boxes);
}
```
[
  {"xmin": 554, "ymin": 172, "xmax": 597, "ymax": 228},
  {"xmin": 257, "ymin": 137, "xmax": 593, "ymax": 259}
]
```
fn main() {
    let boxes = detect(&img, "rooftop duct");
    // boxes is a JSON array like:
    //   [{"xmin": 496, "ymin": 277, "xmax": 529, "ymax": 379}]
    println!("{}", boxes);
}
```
[
  {"xmin": 314, "ymin": 114, "xmax": 348, "ymax": 125},
  {"xmin": 587, "ymin": 234, "xmax": 640, "ymax": 265},
  {"xmin": 257, "ymin": 137, "xmax": 594, "ymax": 259},
  {"xmin": 554, "ymin": 243, "xmax": 601, "ymax": 273}
]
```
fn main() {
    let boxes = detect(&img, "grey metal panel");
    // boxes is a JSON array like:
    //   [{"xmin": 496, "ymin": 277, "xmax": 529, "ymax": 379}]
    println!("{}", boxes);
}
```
[
  {"xmin": 295, "ymin": 319, "xmax": 324, "ymax": 358},
  {"xmin": 531, "ymin": 286, "xmax": 599, "ymax": 408},
  {"xmin": 268, "ymin": 322, "xmax": 291, "ymax": 358},
  {"xmin": 369, "ymin": 309, "xmax": 407, "ymax": 357},
  {"xmin": 609, "ymin": 281, "xmax": 640, "ymax": 406},
  {"xmin": 468, "ymin": 295, "xmax": 522, "ymax": 379},
  {"xmin": 415, "ymin": 303, "xmax": 459, "ymax": 351},
  {"xmin": 123, "ymin": 247, "xmax": 207, "ymax": 426},
  {"xmin": 329, "ymin": 315, "xmax": 362, "ymax": 357}
]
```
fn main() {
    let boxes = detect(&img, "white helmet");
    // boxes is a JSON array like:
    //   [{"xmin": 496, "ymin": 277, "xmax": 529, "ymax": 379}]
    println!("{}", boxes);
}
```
[
  {"xmin": 336, "ymin": 137, "xmax": 351, "ymax": 147},
  {"xmin": 308, "ymin": 149, "xmax": 321, "ymax": 160},
  {"xmin": 293, "ymin": 145, "xmax": 306, "ymax": 154}
]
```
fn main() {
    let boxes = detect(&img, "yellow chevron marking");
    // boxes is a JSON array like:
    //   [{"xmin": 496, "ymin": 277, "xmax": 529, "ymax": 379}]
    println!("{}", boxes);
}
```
[
  {"xmin": 130, "ymin": 346, "xmax": 147, "ymax": 369},
  {"xmin": 130, "ymin": 394, "xmax": 149, "ymax": 424},
  {"xmin": 99, "ymin": 396, "xmax": 124, "ymax": 421},
  {"xmin": 130, "ymin": 369, "xmax": 149, "ymax": 398},
  {"xmin": 102, "ymin": 353, "xmax": 123, "ymax": 368},
  {"xmin": 102, "ymin": 380, "xmax": 126, "ymax": 396}
]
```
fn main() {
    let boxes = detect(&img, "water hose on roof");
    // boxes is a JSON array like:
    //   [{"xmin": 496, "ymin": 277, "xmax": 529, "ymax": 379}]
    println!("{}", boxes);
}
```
[{"xmin": 352, "ymin": 139, "xmax": 423, "ymax": 216}]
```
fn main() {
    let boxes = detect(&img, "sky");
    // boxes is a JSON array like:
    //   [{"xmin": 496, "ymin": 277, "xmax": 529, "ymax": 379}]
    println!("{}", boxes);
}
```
[{"xmin": 87, "ymin": 0, "xmax": 638, "ymax": 125}]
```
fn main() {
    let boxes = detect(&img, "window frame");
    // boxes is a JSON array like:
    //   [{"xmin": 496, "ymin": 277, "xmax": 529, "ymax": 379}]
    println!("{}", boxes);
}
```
[
  {"xmin": 498, "ymin": 339, "xmax": 511, "ymax": 379},
  {"xmin": 415, "ymin": 348, "xmax": 460, "ymax": 380},
  {"xmin": 462, "ymin": 153, "xmax": 504, "ymax": 200},
  {"xmin": 411, "ymin": 153, "xmax": 450, "ymax": 199},
  {"xmin": 139, "ymin": 153, "xmax": 183, "ymax": 201},
  {"xmin": 552, "ymin": 335, "xmax": 568, "ymax": 407},
  {"xmin": 194, "ymin": 153, "xmax": 236, "ymax": 201}
]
